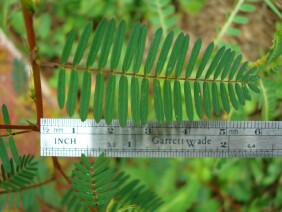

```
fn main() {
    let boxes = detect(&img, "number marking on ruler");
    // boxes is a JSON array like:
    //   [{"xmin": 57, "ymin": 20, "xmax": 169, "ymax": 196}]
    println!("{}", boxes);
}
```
[{"xmin": 40, "ymin": 118, "xmax": 282, "ymax": 158}]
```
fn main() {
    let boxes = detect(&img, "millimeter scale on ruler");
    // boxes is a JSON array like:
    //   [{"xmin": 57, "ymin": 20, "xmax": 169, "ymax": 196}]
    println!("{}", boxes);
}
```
[{"xmin": 40, "ymin": 118, "xmax": 282, "ymax": 158}]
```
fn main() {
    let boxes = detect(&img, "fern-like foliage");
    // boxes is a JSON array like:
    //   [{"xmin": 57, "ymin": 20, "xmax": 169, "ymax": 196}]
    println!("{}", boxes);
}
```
[
  {"xmin": 147, "ymin": 0, "xmax": 178, "ymax": 34},
  {"xmin": 54, "ymin": 19, "xmax": 260, "ymax": 125},
  {"xmin": 0, "ymin": 155, "xmax": 38, "ymax": 192},
  {"xmin": 64, "ymin": 153, "xmax": 163, "ymax": 211},
  {"xmin": 0, "ymin": 104, "xmax": 39, "ymax": 210},
  {"xmin": 70, "ymin": 153, "xmax": 117, "ymax": 211},
  {"xmin": 251, "ymin": 28, "xmax": 282, "ymax": 120}
]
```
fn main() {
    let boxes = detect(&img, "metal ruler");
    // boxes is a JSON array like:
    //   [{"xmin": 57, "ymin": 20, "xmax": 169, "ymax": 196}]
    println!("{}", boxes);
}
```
[{"xmin": 40, "ymin": 118, "xmax": 282, "ymax": 158}]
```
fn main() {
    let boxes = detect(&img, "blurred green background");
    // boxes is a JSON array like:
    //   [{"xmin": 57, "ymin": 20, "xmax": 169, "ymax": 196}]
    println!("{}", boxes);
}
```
[{"xmin": 1, "ymin": 0, "xmax": 282, "ymax": 211}]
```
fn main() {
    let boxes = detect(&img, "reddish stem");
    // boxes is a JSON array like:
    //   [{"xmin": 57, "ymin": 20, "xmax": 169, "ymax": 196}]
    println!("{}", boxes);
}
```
[
  {"xmin": 0, "ymin": 124, "xmax": 38, "ymax": 130},
  {"xmin": 20, "ymin": 1, "xmax": 43, "ymax": 126},
  {"xmin": 52, "ymin": 157, "xmax": 72, "ymax": 184},
  {"xmin": 0, "ymin": 130, "xmax": 34, "ymax": 138}
]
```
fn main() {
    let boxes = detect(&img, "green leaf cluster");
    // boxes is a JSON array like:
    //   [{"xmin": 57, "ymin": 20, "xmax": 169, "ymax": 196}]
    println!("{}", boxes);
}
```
[
  {"xmin": 63, "ymin": 153, "xmax": 163, "ymax": 211},
  {"xmin": 70, "ymin": 153, "xmax": 117, "ymax": 211},
  {"xmin": 0, "ymin": 155, "xmax": 38, "ymax": 192},
  {"xmin": 57, "ymin": 19, "xmax": 260, "ymax": 125}
]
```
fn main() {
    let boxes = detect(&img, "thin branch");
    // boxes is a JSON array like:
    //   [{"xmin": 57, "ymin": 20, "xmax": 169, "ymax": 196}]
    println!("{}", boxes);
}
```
[
  {"xmin": 0, "ymin": 130, "xmax": 33, "ymax": 138},
  {"xmin": 20, "ymin": 1, "xmax": 43, "ymax": 126},
  {"xmin": 0, "ymin": 124, "xmax": 38, "ymax": 130},
  {"xmin": 52, "ymin": 157, "xmax": 72, "ymax": 184},
  {"xmin": 214, "ymin": 0, "xmax": 245, "ymax": 45},
  {"xmin": 40, "ymin": 61, "xmax": 245, "ymax": 84},
  {"xmin": 0, "ymin": 176, "xmax": 55, "ymax": 194}
]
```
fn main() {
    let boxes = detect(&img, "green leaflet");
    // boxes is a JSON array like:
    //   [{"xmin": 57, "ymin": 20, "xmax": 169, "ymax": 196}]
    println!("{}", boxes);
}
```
[
  {"xmin": 248, "ymin": 83, "xmax": 260, "ymax": 93},
  {"xmin": 1, "ymin": 155, "xmax": 37, "ymax": 192},
  {"xmin": 228, "ymin": 83, "xmax": 238, "ymax": 110},
  {"xmin": 196, "ymin": 42, "xmax": 214, "ymax": 79},
  {"xmin": 66, "ymin": 70, "xmax": 78, "ymax": 117},
  {"xmin": 131, "ymin": 77, "xmax": 140, "ymax": 125},
  {"xmin": 165, "ymin": 32, "xmax": 184, "ymax": 77},
  {"xmin": 140, "ymin": 78, "xmax": 149, "ymax": 125},
  {"xmin": 240, "ymin": 3, "xmax": 256, "ymax": 12},
  {"xmin": 205, "ymin": 46, "xmax": 225, "ymax": 79},
  {"xmin": 94, "ymin": 73, "xmax": 104, "ymax": 123},
  {"xmin": 186, "ymin": 38, "xmax": 202, "ymax": 77},
  {"xmin": 105, "ymin": 74, "xmax": 116, "ymax": 125},
  {"xmin": 144, "ymin": 28, "xmax": 163, "ymax": 74},
  {"xmin": 155, "ymin": 31, "xmax": 174, "ymax": 76},
  {"xmin": 133, "ymin": 25, "xmax": 147, "ymax": 73},
  {"xmin": 0, "ymin": 138, "xmax": 10, "ymax": 173},
  {"xmin": 194, "ymin": 82, "xmax": 203, "ymax": 119},
  {"xmin": 122, "ymin": 22, "xmax": 141, "ymax": 72},
  {"xmin": 174, "ymin": 81, "xmax": 182, "ymax": 122},
  {"xmin": 175, "ymin": 35, "xmax": 190, "ymax": 78},
  {"xmin": 81, "ymin": 153, "xmax": 91, "ymax": 169},
  {"xmin": 98, "ymin": 19, "xmax": 116, "ymax": 69},
  {"xmin": 57, "ymin": 68, "xmax": 66, "ymax": 109},
  {"xmin": 229, "ymin": 54, "xmax": 242, "ymax": 80},
  {"xmin": 233, "ymin": 16, "xmax": 249, "ymax": 24},
  {"xmin": 203, "ymin": 82, "xmax": 211, "ymax": 118},
  {"xmin": 243, "ymin": 67, "xmax": 257, "ymax": 81},
  {"xmin": 61, "ymin": 28, "xmax": 77, "ymax": 64},
  {"xmin": 226, "ymin": 28, "xmax": 241, "ymax": 36},
  {"xmin": 212, "ymin": 83, "xmax": 221, "ymax": 116},
  {"xmin": 12, "ymin": 59, "xmax": 28, "ymax": 96},
  {"xmin": 221, "ymin": 51, "xmax": 235, "ymax": 80},
  {"xmin": 2, "ymin": 104, "xmax": 11, "ymax": 134},
  {"xmin": 9, "ymin": 136, "xmax": 20, "ymax": 166},
  {"xmin": 87, "ymin": 19, "xmax": 108, "ymax": 67},
  {"xmin": 184, "ymin": 81, "xmax": 193, "ymax": 120},
  {"xmin": 213, "ymin": 49, "xmax": 231, "ymax": 80},
  {"xmin": 220, "ymin": 83, "xmax": 230, "ymax": 113},
  {"xmin": 118, "ymin": 76, "xmax": 128, "ymax": 126},
  {"xmin": 153, "ymin": 79, "xmax": 164, "ymax": 124},
  {"xmin": 80, "ymin": 71, "xmax": 91, "ymax": 121},
  {"xmin": 236, "ymin": 61, "xmax": 248, "ymax": 81},
  {"xmin": 248, "ymin": 75, "xmax": 260, "ymax": 82},
  {"xmin": 235, "ymin": 83, "xmax": 245, "ymax": 105},
  {"xmin": 242, "ymin": 85, "xmax": 251, "ymax": 101},
  {"xmin": 163, "ymin": 80, "xmax": 173, "ymax": 123},
  {"xmin": 73, "ymin": 23, "xmax": 92, "ymax": 66},
  {"xmin": 111, "ymin": 20, "xmax": 126, "ymax": 70}
]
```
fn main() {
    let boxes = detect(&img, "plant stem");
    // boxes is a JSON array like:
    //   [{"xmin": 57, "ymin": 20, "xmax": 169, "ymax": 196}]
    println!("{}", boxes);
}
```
[
  {"xmin": 20, "ymin": 1, "xmax": 43, "ymax": 126},
  {"xmin": 52, "ymin": 157, "xmax": 72, "ymax": 184},
  {"xmin": 214, "ymin": 0, "xmax": 245, "ymax": 45},
  {"xmin": 0, "ymin": 130, "xmax": 34, "ymax": 138},
  {"xmin": 0, "ymin": 124, "xmax": 38, "ymax": 130},
  {"xmin": 41, "ymin": 61, "xmax": 246, "ymax": 84}
]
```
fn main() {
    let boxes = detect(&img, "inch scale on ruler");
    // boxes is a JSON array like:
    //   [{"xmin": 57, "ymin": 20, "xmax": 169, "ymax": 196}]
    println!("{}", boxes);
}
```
[{"xmin": 40, "ymin": 118, "xmax": 282, "ymax": 158}]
